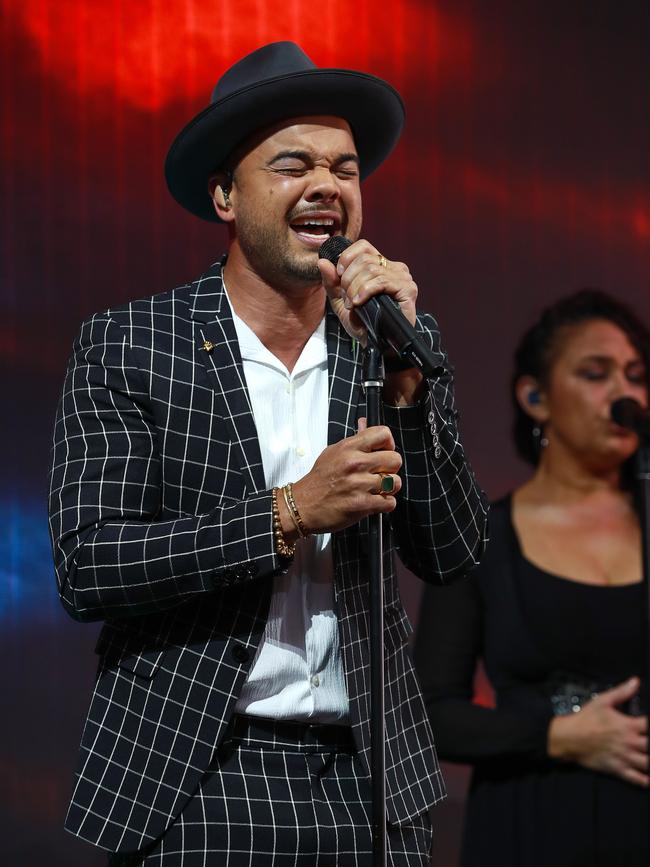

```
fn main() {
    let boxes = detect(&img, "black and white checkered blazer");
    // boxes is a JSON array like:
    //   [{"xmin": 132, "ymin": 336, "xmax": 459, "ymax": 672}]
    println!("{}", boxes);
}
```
[{"xmin": 49, "ymin": 259, "xmax": 488, "ymax": 854}]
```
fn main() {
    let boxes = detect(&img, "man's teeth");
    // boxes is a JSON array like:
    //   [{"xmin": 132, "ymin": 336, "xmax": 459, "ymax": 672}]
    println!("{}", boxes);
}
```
[{"xmin": 292, "ymin": 219, "xmax": 335, "ymax": 236}]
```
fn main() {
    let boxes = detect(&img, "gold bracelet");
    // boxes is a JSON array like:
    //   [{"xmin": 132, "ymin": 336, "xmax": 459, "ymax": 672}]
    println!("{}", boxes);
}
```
[
  {"xmin": 272, "ymin": 487, "xmax": 296, "ymax": 559},
  {"xmin": 282, "ymin": 485, "xmax": 303, "ymax": 536},
  {"xmin": 284, "ymin": 482, "xmax": 310, "ymax": 539}
]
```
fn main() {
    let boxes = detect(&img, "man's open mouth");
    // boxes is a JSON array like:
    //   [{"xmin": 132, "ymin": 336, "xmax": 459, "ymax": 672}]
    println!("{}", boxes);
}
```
[{"xmin": 289, "ymin": 213, "xmax": 342, "ymax": 245}]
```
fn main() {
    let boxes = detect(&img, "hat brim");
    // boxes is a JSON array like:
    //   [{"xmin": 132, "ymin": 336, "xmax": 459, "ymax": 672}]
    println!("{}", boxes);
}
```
[{"xmin": 165, "ymin": 69, "xmax": 405, "ymax": 222}]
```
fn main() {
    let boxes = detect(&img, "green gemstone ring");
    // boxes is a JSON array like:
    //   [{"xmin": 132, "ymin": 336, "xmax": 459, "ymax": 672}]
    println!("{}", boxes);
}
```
[{"xmin": 378, "ymin": 473, "xmax": 395, "ymax": 494}]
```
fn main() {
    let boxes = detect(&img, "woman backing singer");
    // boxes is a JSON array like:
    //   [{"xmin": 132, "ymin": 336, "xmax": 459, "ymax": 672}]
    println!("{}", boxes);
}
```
[{"xmin": 415, "ymin": 289, "xmax": 650, "ymax": 866}]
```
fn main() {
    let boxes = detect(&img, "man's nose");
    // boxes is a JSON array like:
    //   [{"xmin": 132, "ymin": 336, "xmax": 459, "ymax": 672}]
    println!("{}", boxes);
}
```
[{"xmin": 304, "ymin": 167, "xmax": 341, "ymax": 201}]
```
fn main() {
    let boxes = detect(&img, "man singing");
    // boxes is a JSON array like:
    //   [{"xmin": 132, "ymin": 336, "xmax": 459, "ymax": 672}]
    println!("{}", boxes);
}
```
[{"xmin": 49, "ymin": 42, "xmax": 487, "ymax": 866}]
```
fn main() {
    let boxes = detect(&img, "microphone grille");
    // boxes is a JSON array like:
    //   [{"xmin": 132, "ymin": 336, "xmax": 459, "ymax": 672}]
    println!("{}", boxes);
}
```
[
  {"xmin": 319, "ymin": 235, "xmax": 352, "ymax": 264},
  {"xmin": 610, "ymin": 396, "xmax": 641, "ymax": 427}
]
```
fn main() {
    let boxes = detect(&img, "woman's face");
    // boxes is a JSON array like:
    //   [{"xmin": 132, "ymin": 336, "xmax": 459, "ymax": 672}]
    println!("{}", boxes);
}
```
[{"xmin": 540, "ymin": 318, "xmax": 647, "ymax": 469}]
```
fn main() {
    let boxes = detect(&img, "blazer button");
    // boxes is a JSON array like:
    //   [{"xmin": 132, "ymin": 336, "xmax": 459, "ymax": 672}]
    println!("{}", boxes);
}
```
[
  {"xmin": 234, "ymin": 564, "xmax": 248, "ymax": 582},
  {"xmin": 213, "ymin": 570, "xmax": 230, "ymax": 588},
  {"xmin": 231, "ymin": 643, "xmax": 250, "ymax": 664}
]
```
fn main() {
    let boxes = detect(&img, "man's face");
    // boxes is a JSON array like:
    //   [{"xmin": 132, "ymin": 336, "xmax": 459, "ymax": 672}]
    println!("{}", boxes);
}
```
[{"xmin": 224, "ymin": 116, "xmax": 363, "ymax": 288}]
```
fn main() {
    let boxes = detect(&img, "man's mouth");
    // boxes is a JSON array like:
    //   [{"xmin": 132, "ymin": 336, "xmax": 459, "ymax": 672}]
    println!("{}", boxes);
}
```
[{"xmin": 289, "ymin": 213, "xmax": 342, "ymax": 247}]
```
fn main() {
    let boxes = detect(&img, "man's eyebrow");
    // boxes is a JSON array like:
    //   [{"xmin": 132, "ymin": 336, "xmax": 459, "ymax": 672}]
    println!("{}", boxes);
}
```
[
  {"xmin": 334, "ymin": 152, "xmax": 361, "ymax": 166},
  {"xmin": 267, "ymin": 150, "xmax": 311, "ymax": 165},
  {"xmin": 266, "ymin": 150, "xmax": 360, "ymax": 166}
]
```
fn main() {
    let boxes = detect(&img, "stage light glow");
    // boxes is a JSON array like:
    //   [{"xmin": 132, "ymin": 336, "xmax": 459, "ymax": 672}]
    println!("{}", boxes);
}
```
[{"xmin": 7, "ymin": 0, "xmax": 472, "ymax": 110}]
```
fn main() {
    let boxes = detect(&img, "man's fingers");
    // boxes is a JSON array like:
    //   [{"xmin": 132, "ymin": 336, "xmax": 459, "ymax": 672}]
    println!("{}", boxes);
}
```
[
  {"xmin": 358, "ymin": 451, "xmax": 403, "ymax": 477},
  {"xmin": 318, "ymin": 257, "xmax": 354, "ymax": 314},
  {"xmin": 354, "ymin": 425, "xmax": 396, "ymax": 452},
  {"xmin": 346, "ymin": 272, "xmax": 393, "ymax": 309},
  {"xmin": 372, "ymin": 494, "xmax": 398, "ymax": 514},
  {"xmin": 317, "ymin": 257, "xmax": 340, "ymax": 294},
  {"xmin": 368, "ymin": 448, "xmax": 402, "ymax": 469},
  {"xmin": 334, "ymin": 239, "xmax": 378, "ymax": 273},
  {"xmin": 298, "ymin": 421, "xmax": 405, "ymax": 532},
  {"xmin": 337, "ymin": 249, "xmax": 382, "ymax": 289},
  {"xmin": 367, "ymin": 472, "xmax": 402, "ymax": 496}
]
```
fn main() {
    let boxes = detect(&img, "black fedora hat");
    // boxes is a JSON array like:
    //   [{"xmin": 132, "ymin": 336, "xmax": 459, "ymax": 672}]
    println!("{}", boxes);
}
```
[{"xmin": 164, "ymin": 41, "xmax": 405, "ymax": 222}]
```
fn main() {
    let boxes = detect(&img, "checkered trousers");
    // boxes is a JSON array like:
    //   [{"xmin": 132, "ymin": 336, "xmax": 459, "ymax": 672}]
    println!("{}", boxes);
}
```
[
  {"xmin": 107, "ymin": 717, "xmax": 433, "ymax": 866},
  {"xmin": 49, "ymin": 259, "xmax": 488, "ymax": 854}
]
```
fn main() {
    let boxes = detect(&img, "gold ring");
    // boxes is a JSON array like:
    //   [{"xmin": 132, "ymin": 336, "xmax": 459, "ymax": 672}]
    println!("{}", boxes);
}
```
[
  {"xmin": 376, "ymin": 473, "xmax": 395, "ymax": 494},
  {"xmin": 378, "ymin": 254, "xmax": 388, "ymax": 268}
]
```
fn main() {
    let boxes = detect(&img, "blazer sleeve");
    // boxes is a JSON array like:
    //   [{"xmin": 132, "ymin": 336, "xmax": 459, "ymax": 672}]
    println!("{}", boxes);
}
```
[
  {"xmin": 48, "ymin": 314, "xmax": 283, "ymax": 623},
  {"xmin": 413, "ymin": 574, "xmax": 551, "ymax": 764},
  {"xmin": 383, "ymin": 312, "xmax": 488, "ymax": 584}
]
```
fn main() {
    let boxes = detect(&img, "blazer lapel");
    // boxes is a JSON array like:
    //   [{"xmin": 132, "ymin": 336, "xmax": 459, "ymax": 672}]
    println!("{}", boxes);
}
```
[
  {"xmin": 326, "ymin": 306, "xmax": 362, "ymax": 445},
  {"xmin": 189, "ymin": 268, "xmax": 361, "ymax": 493},
  {"xmin": 190, "ymin": 263, "xmax": 266, "ymax": 495}
]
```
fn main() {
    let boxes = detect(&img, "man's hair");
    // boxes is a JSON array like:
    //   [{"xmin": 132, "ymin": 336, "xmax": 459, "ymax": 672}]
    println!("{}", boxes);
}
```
[{"xmin": 511, "ymin": 288, "xmax": 650, "ymax": 465}]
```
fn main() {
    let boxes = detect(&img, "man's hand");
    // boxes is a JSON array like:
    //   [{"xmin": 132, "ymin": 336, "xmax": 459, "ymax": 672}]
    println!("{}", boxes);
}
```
[
  {"xmin": 547, "ymin": 677, "xmax": 649, "ymax": 787},
  {"xmin": 318, "ymin": 239, "xmax": 424, "ymax": 405},
  {"xmin": 280, "ymin": 424, "xmax": 403, "ymax": 540},
  {"xmin": 318, "ymin": 239, "xmax": 418, "ymax": 344}
]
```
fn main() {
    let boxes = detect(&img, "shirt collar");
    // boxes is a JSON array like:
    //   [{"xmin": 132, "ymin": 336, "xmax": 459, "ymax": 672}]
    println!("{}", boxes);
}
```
[{"xmin": 224, "ymin": 283, "xmax": 327, "ymax": 378}]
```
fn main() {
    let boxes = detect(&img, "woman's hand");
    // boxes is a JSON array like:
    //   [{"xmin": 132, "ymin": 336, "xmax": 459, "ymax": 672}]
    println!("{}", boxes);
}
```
[{"xmin": 547, "ymin": 676, "xmax": 648, "ymax": 787}]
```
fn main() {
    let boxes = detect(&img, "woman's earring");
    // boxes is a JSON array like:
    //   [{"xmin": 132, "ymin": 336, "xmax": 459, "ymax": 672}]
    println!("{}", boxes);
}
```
[{"xmin": 532, "ymin": 425, "xmax": 549, "ymax": 449}]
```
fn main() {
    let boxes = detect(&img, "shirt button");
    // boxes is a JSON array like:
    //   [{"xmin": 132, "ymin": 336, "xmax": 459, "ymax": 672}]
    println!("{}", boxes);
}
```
[
  {"xmin": 231, "ymin": 644, "xmax": 250, "ymax": 664},
  {"xmin": 310, "ymin": 674, "xmax": 320, "ymax": 688},
  {"xmin": 285, "ymin": 385, "xmax": 291, "ymax": 394},
  {"xmin": 296, "ymin": 447, "xmax": 306, "ymax": 457}
]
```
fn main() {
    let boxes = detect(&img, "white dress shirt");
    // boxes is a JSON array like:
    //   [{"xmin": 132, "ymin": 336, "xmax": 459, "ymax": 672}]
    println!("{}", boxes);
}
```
[{"xmin": 230, "ymin": 301, "xmax": 349, "ymax": 724}]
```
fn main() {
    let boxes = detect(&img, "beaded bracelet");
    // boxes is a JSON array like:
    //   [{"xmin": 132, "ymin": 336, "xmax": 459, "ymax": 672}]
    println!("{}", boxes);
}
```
[
  {"xmin": 282, "ymin": 486, "xmax": 303, "ymax": 537},
  {"xmin": 272, "ymin": 487, "xmax": 296, "ymax": 558},
  {"xmin": 283, "ymin": 482, "xmax": 310, "ymax": 539}
]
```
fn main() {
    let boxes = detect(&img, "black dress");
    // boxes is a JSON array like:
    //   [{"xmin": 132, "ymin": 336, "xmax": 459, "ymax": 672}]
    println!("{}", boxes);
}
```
[{"xmin": 414, "ymin": 496, "xmax": 648, "ymax": 867}]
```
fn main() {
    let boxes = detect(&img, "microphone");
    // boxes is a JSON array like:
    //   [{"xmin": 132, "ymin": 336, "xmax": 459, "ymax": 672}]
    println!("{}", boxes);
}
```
[
  {"xmin": 319, "ymin": 236, "xmax": 445, "ymax": 378},
  {"xmin": 611, "ymin": 397, "xmax": 650, "ymax": 439}
]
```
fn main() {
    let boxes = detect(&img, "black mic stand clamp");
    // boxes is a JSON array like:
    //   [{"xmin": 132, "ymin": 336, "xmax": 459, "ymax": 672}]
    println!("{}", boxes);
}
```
[{"xmin": 361, "ymin": 342, "xmax": 388, "ymax": 867}]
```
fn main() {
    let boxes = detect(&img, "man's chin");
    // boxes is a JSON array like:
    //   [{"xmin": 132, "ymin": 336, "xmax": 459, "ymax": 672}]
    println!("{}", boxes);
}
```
[{"xmin": 282, "ymin": 251, "xmax": 322, "ymax": 284}]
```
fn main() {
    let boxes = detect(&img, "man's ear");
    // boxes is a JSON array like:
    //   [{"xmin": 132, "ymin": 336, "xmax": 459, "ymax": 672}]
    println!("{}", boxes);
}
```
[
  {"xmin": 515, "ymin": 375, "xmax": 549, "ymax": 423},
  {"xmin": 208, "ymin": 174, "xmax": 235, "ymax": 222}
]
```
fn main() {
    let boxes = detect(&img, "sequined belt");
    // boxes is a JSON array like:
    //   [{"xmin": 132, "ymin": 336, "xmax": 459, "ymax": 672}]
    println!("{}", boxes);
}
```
[{"xmin": 547, "ymin": 672, "xmax": 644, "ymax": 717}]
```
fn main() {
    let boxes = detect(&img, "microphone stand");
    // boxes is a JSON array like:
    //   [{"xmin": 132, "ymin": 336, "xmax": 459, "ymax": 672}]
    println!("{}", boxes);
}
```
[
  {"xmin": 635, "ymin": 441, "xmax": 650, "ymax": 835},
  {"xmin": 362, "ymin": 342, "xmax": 387, "ymax": 867}
]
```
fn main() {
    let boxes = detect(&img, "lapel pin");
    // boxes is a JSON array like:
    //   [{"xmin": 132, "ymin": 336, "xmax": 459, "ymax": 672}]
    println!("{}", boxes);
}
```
[{"xmin": 201, "ymin": 339, "xmax": 215, "ymax": 353}]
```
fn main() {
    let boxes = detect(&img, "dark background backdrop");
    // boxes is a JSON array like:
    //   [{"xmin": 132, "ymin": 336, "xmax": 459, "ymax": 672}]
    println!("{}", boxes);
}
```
[{"xmin": 2, "ymin": 1, "xmax": 649, "ymax": 863}]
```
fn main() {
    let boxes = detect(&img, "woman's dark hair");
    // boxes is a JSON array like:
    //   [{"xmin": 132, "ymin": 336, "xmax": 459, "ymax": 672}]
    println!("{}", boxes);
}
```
[{"xmin": 512, "ymin": 289, "xmax": 650, "ymax": 466}]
